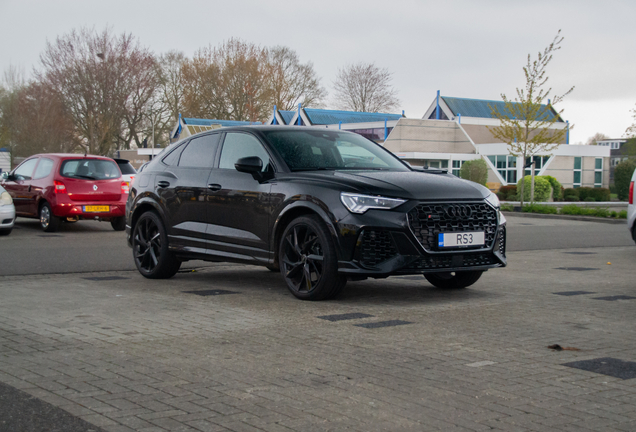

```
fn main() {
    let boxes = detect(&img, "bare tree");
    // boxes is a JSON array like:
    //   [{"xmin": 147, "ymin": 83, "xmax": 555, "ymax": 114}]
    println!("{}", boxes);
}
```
[
  {"xmin": 332, "ymin": 62, "xmax": 400, "ymax": 113},
  {"xmin": 489, "ymin": 30, "xmax": 574, "ymax": 207},
  {"xmin": 37, "ymin": 27, "xmax": 158, "ymax": 155},
  {"xmin": 586, "ymin": 132, "xmax": 609, "ymax": 145},
  {"xmin": 625, "ymin": 104, "xmax": 636, "ymax": 138},
  {"xmin": 266, "ymin": 46, "xmax": 326, "ymax": 110},
  {"xmin": 181, "ymin": 46, "xmax": 227, "ymax": 120}
]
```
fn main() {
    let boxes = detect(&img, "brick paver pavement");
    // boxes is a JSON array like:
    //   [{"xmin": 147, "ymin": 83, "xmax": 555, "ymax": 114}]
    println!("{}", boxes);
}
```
[{"xmin": 1, "ymin": 246, "xmax": 635, "ymax": 431}]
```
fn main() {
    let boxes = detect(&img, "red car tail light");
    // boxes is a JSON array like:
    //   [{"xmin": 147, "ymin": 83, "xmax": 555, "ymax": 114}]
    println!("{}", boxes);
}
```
[
  {"xmin": 630, "ymin": 181, "xmax": 634, "ymax": 205},
  {"xmin": 54, "ymin": 180, "xmax": 67, "ymax": 194},
  {"xmin": 121, "ymin": 181, "xmax": 130, "ymax": 194}
]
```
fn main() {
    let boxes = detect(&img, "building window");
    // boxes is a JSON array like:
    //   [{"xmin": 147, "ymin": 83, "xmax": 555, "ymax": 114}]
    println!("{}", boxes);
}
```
[
  {"xmin": 452, "ymin": 160, "xmax": 463, "ymax": 176},
  {"xmin": 573, "ymin": 157, "xmax": 582, "ymax": 188},
  {"xmin": 524, "ymin": 155, "xmax": 550, "ymax": 176},
  {"xmin": 349, "ymin": 127, "xmax": 393, "ymax": 142},
  {"xmin": 488, "ymin": 155, "xmax": 517, "ymax": 184},
  {"xmin": 594, "ymin": 158, "xmax": 603, "ymax": 188}
]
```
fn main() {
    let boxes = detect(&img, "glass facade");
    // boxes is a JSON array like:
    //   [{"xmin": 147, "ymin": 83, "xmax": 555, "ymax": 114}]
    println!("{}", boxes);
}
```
[
  {"xmin": 594, "ymin": 158, "xmax": 603, "ymax": 187},
  {"xmin": 573, "ymin": 157, "xmax": 582, "ymax": 188},
  {"xmin": 524, "ymin": 156, "xmax": 550, "ymax": 176},
  {"xmin": 488, "ymin": 155, "xmax": 517, "ymax": 184},
  {"xmin": 349, "ymin": 128, "xmax": 393, "ymax": 142}
]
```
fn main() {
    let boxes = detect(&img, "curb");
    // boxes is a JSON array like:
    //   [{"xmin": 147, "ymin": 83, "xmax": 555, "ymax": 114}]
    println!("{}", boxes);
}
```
[{"xmin": 502, "ymin": 211, "xmax": 627, "ymax": 225}]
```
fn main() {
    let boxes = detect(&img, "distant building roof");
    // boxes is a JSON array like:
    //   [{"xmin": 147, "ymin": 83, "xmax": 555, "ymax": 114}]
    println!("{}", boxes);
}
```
[
  {"xmin": 183, "ymin": 118, "xmax": 258, "ymax": 127},
  {"xmin": 303, "ymin": 108, "xmax": 403, "ymax": 125},
  {"xmin": 441, "ymin": 96, "xmax": 562, "ymax": 122},
  {"xmin": 279, "ymin": 110, "xmax": 295, "ymax": 124}
]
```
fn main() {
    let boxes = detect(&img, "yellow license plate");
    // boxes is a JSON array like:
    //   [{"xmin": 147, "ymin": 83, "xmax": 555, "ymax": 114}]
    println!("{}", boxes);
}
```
[{"xmin": 84, "ymin": 205, "xmax": 110, "ymax": 212}]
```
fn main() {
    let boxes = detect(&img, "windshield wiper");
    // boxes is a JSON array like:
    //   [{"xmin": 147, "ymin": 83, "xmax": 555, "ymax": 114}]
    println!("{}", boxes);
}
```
[{"xmin": 72, "ymin": 174, "xmax": 97, "ymax": 180}]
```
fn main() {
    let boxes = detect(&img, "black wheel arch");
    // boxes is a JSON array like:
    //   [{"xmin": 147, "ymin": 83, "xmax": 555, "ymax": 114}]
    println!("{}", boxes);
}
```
[
  {"xmin": 271, "ymin": 201, "xmax": 342, "ymax": 268},
  {"xmin": 130, "ymin": 198, "xmax": 166, "ymax": 236}
]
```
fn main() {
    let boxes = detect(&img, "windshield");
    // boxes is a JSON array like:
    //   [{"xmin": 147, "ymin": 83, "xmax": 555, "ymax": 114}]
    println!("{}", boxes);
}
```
[
  {"xmin": 60, "ymin": 159, "xmax": 121, "ymax": 180},
  {"xmin": 261, "ymin": 130, "xmax": 410, "ymax": 172}
]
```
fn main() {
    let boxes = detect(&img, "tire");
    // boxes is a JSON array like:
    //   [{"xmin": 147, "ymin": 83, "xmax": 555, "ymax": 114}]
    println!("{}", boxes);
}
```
[
  {"xmin": 0, "ymin": 229, "xmax": 11, "ymax": 236},
  {"xmin": 40, "ymin": 202, "xmax": 60, "ymax": 232},
  {"xmin": 266, "ymin": 265, "xmax": 279, "ymax": 272},
  {"xmin": 424, "ymin": 270, "xmax": 483, "ymax": 289},
  {"xmin": 132, "ymin": 211, "xmax": 181, "ymax": 279},
  {"xmin": 111, "ymin": 217, "xmax": 126, "ymax": 231},
  {"xmin": 279, "ymin": 215, "xmax": 346, "ymax": 300}
]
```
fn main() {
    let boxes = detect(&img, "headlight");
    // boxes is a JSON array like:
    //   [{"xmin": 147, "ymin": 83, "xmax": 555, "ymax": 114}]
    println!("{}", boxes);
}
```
[
  {"xmin": 340, "ymin": 192, "xmax": 406, "ymax": 214},
  {"xmin": 485, "ymin": 192, "xmax": 500, "ymax": 209},
  {"xmin": 0, "ymin": 191, "xmax": 12, "ymax": 206}
]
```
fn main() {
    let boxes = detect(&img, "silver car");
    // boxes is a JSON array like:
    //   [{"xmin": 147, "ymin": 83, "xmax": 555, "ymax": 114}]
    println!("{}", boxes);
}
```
[
  {"xmin": 628, "ymin": 168, "xmax": 636, "ymax": 244},
  {"xmin": 0, "ymin": 184, "xmax": 15, "ymax": 236}
]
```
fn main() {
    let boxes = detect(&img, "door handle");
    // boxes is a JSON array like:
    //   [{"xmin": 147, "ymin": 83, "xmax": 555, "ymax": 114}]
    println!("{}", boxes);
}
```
[
  {"xmin": 157, "ymin": 180, "xmax": 170, "ymax": 188},
  {"xmin": 207, "ymin": 184, "xmax": 222, "ymax": 191}
]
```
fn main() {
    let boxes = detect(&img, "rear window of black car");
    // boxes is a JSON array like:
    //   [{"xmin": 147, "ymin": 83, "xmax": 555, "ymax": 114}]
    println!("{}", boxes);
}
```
[
  {"xmin": 60, "ymin": 159, "xmax": 121, "ymax": 180},
  {"xmin": 116, "ymin": 161, "xmax": 136, "ymax": 175}
]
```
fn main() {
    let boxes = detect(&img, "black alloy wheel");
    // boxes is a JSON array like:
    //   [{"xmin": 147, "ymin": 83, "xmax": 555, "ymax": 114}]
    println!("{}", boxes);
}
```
[
  {"xmin": 40, "ymin": 202, "xmax": 60, "ymax": 232},
  {"xmin": 110, "ymin": 217, "xmax": 126, "ymax": 231},
  {"xmin": 132, "ymin": 211, "xmax": 181, "ymax": 279},
  {"xmin": 424, "ymin": 270, "xmax": 483, "ymax": 289},
  {"xmin": 279, "ymin": 215, "xmax": 346, "ymax": 300}
]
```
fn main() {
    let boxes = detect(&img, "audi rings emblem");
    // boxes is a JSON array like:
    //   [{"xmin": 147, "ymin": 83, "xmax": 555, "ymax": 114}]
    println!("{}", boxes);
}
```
[{"xmin": 445, "ymin": 204, "xmax": 472, "ymax": 218}]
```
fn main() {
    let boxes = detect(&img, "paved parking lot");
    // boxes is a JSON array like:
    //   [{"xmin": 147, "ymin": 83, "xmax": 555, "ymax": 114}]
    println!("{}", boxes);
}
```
[{"xmin": 1, "ymin": 216, "xmax": 636, "ymax": 431}]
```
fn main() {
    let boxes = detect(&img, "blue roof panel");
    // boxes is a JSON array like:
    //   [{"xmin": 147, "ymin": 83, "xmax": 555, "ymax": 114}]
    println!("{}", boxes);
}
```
[
  {"xmin": 442, "ymin": 97, "xmax": 561, "ymax": 122},
  {"xmin": 279, "ymin": 110, "xmax": 295, "ymax": 124},
  {"xmin": 304, "ymin": 109, "xmax": 402, "ymax": 125},
  {"xmin": 184, "ymin": 118, "xmax": 260, "ymax": 127}
]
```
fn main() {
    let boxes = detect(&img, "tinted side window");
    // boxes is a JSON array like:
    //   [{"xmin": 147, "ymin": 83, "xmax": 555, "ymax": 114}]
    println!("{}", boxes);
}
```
[
  {"xmin": 14, "ymin": 158, "xmax": 38, "ymax": 180},
  {"xmin": 178, "ymin": 134, "xmax": 221, "ymax": 168},
  {"xmin": 219, "ymin": 133, "xmax": 270, "ymax": 172},
  {"xmin": 33, "ymin": 158, "xmax": 55, "ymax": 180},
  {"xmin": 162, "ymin": 142, "xmax": 187, "ymax": 166}
]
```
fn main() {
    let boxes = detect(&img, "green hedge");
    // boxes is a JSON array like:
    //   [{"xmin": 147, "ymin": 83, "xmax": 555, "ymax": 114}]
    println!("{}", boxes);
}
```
[
  {"xmin": 459, "ymin": 159, "xmax": 488, "ymax": 186},
  {"xmin": 563, "ymin": 188, "xmax": 579, "ymax": 200},
  {"xmin": 577, "ymin": 187, "xmax": 610, "ymax": 202},
  {"xmin": 499, "ymin": 185, "xmax": 517, "ymax": 201},
  {"xmin": 614, "ymin": 160, "xmax": 636, "ymax": 200},
  {"xmin": 542, "ymin": 176, "xmax": 563, "ymax": 201},
  {"xmin": 516, "ymin": 176, "xmax": 551, "ymax": 202}
]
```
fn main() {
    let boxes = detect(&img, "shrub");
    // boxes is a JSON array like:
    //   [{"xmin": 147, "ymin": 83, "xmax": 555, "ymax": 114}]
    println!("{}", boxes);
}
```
[
  {"xmin": 619, "ymin": 210, "xmax": 628, "ymax": 219},
  {"xmin": 610, "ymin": 211, "xmax": 618, "ymax": 218},
  {"xmin": 543, "ymin": 176, "xmax": 563, "ymax": 201},
  {"xmin": 560, "ymin": 204, "xmax": 611, "ymax": 217},
  {"xmin": 500, "ymin": 203, "xmax": 514, "ymax": 212},
  {"xmin": 560, "ymin": 204, "xmax": 582, "ymax": 215},
  {"xmin": 459, "ymin": 159, "xmax": 488, "ymax": 186},
  {"xmin": 516, "ymin": 176, "xmax": 551, "ymax": 202},
  {"xmin": 563, "ymin": 188, "xmax": 579, "ymax": 200},
  {"xmin": 614, "ymin": 160, "xmax": 636, "ymax": 200},
  {"xmin": 577, "ymin": 187, "xmax": 595, "ymax": 201},
  {"xmin": 496, "ymin": 192, "xmax": 506, "ymax": 201},
  {"xmin": 583, "ymin": 197, "xmax": 596, "ymax": 202},
  {"xmin": 522, "ymin": 203, "xmax": 557, "ymax": 214},
  {"xmin": 499, "ymin": 185, "xmax": 517, "ymax": 200}
]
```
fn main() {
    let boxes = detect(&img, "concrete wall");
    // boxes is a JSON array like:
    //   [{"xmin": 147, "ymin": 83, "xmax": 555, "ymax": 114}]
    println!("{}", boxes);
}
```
[
  {"xmin": 542, "ymin": 155, "xmax": 609, "ymax": 188},
  {"xmin": 461, "ymin": 123, "xmax": 568, "ymax": 145},
  {"xmin": 384, "ymin": 119, "xmax": 476, "ymax": 154}
]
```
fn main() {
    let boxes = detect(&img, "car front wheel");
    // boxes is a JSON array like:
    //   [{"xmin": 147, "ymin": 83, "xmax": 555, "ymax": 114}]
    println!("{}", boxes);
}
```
[
  {"xmin": 424, "ymin": 270, "xmax": 483, "ymax": 289},
  {"xmin": 132, "ymin": 211, "xmax": 181, "ymax": 279},
  {"xmin": 279, "ymin": 215, "xmax": 346, "ymax": 300},
  {"xmin": 40, "ymin": 202, "xmax": 60, "ymax": 232}
]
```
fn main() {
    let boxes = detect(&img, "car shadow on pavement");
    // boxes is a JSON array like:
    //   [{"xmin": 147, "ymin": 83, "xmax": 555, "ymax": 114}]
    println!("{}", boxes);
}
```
[{"xmin": 13, "ymin": 218, "xmax": 118, "ymax": 233}]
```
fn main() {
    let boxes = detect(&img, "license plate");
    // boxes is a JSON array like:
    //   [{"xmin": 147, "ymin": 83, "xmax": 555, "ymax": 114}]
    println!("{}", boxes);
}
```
[
  {"xmin": 84, "ymin": 205, "xmax": 110, "ymax": 213},
  {"xmin": 438, "ymin": 232, "xmax": 484, "ymax": 248}
]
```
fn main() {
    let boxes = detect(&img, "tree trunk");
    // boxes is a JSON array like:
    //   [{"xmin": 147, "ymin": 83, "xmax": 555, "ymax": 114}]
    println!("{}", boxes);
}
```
[{"xmin": 530, "ymin": 161, "xmax": 536, "ymax": 205}]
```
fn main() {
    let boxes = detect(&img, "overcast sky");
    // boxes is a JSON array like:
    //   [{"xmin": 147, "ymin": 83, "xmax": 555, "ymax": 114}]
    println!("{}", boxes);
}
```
[{"xmin": 1, "ymin": 0, "xmax": 634, "ymax": 144}]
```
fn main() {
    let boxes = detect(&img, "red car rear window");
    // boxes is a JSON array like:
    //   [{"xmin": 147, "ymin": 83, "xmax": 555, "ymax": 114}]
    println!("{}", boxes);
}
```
[{"xmin": 60, "ymin": 159, "xmax": 121, "ymax": 180}]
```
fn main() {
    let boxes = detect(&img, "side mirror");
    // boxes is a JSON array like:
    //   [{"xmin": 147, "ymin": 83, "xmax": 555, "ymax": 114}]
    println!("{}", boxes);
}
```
[
  {"xmin": 6, "ymin": 173, "xmax": 16, "ymax": 181},
  {"xmin": 235, "ymin": 156, "xmax": 263, "ymax": 174}
]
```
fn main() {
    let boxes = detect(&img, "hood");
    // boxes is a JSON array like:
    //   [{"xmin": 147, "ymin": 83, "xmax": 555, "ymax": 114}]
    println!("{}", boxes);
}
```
[{"xmin": 280, "ymin": 170, "xmax": 490, "ymax": 201}]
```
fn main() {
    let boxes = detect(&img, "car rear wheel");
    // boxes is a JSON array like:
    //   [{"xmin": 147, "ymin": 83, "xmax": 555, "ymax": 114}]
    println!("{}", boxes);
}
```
[
  {"xmin": 111, "ymin": 217, "xmax": 126, "ymax": 231},
  {"xmin": 132, "ymin": 211, "xmax": 181, "ymax": 279},
  {"xmin": 424, "ymin": 270, "xmax": 483, "ymax": 289},
  {"xmin": 279, "ymin": 215, "xmax": 346, "ymax": 300},
  {"xmin": 40, "ymin": 202, "xmax": 60, "ymax": 232}
]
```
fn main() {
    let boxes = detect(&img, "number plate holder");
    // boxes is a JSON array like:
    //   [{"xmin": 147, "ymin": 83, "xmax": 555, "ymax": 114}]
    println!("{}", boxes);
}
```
[
  {"xmin": 438, "ymin": 231, "xmax": 485, "ymax": 248},
  {"xmin": 84, "ymin": 205, "xmax": 110, "ymax": 213}
]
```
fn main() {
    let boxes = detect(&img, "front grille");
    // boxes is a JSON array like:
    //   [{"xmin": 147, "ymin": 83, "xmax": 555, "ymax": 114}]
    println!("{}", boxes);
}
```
[
  {"xmin": 358, "ymin": 229, "xmax": 398, "ymax": 268},
  {"xmin": 408, "ymin": 202, "xmax": 498, "ymax": 251},
  {"xmin": 404, "ymin": 253, "xmax": 496, "ymax": 271}
]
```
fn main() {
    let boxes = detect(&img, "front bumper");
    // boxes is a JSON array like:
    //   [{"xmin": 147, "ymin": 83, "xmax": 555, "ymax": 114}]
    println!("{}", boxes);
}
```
[
  {"xmin": 0, "ymin": 205, "xmax": 15, "ymax": 230},
  {"xmin": 335, "ymin": 200, "xmax": 506, "ymax": 277}
]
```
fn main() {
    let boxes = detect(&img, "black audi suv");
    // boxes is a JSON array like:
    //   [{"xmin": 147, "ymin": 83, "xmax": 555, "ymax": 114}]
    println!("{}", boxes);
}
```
[{"xmin": 126, "ymin": 126, "xmax": 506, "ymax": 300}]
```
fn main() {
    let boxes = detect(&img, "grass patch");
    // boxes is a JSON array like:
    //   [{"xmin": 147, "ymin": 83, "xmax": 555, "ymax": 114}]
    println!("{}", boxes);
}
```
[
  {"xmin": 500, "ymin": 203, "xmax": 514, "ymax": 212},
  {"xmin": 522, "ymin": 203, "xmax": 557, "ymax": 214}
]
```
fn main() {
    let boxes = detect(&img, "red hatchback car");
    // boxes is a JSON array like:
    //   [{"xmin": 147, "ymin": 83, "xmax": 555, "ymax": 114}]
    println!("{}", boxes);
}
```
[{"xmin": 0, "ymin": 154, "xmax": 129, "ymax": 232}]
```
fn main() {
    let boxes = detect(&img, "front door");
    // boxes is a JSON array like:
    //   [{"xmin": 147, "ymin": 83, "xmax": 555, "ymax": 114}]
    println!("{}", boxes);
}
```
[
  {"xmin": 205, "ymin": 132, "xmax": 274, "ymax": 263},
  {"xmin": 3, "ymin": 157, "xmax": 38, "ymax": 216}
]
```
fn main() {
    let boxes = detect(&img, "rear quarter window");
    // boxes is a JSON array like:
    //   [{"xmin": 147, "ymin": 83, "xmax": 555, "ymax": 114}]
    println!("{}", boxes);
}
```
[{"xmin": 61, "ymin": 159, "xmax": 121, "ymax": 180}]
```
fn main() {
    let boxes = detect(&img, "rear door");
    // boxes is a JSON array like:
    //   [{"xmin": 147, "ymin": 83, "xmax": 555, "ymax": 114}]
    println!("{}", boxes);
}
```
[
  {"xmin": 156, "ymin": 133, "xmax": 221, "ymax": 254},
  {"xmin": 4, "ymin": 158, "xmax": 38, "ymax": 215}
]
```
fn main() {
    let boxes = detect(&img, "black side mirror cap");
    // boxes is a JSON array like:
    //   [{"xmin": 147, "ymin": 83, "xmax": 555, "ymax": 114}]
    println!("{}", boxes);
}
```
[{"xmin": 235, "ymin": 156, "xmax": 263, "ymax": 174}]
